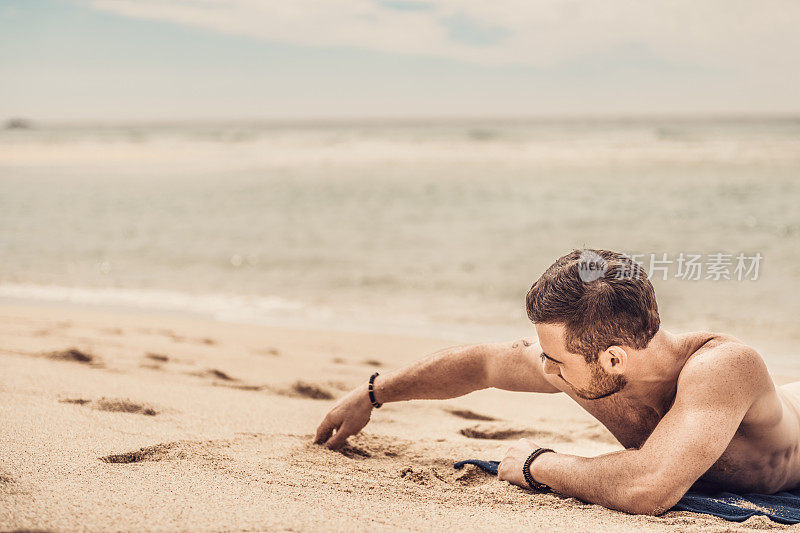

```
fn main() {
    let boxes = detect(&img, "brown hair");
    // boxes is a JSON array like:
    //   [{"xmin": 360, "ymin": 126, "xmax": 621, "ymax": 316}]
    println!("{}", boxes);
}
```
[{"xmin": 526, "ymin": 249, "xmax": 660, "ymax": 362}]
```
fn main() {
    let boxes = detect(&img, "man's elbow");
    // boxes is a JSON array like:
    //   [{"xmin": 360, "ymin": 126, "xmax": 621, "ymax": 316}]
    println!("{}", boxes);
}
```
[{"xmin": 620, "ymin": 478, "xmax": 686, "ymax": 516}]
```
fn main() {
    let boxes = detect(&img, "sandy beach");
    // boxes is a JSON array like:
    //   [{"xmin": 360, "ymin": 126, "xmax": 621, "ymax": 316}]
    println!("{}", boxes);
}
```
[
  {"xmin": 4, "ymin": 1, "xmax": 799, "ymax": 529},
  {"xmin": 1, "ymin": 301, "xmax": 796, "ymax": 532}
]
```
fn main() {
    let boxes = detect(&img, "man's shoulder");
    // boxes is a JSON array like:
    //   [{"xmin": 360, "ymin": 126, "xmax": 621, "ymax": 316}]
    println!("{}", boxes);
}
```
[{"xmin": 677, "ymin": 334, "xmax": 770, "ymax": 399}]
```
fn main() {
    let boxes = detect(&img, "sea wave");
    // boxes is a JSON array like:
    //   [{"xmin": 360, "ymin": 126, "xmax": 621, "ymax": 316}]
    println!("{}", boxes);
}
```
[
  {"xmin": 2, "ymin": 120, "xmax": 799, "ymax": 168},
  {"xmin": 0, "ymin": 283, "xmax": 306, "ymax": 323},
  {"xmin": 0, "ymin": 282, "xmax": 526, "ymax": 342}
]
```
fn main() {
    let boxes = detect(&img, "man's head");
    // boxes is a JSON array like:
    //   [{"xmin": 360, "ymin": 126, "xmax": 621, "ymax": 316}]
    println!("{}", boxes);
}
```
[{"xmin": 526, "ymin": 249, "xmax": 661, "ymax": 399}]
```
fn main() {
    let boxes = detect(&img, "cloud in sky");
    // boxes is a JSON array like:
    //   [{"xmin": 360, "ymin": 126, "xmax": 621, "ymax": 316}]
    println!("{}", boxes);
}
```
[
  {"xmin": 88, "ymin": 0, "xmax": 799, "ymax": 73},
  {"xmin": 2, "ymin": 0, "xmax": 799, "ymax": 119}
]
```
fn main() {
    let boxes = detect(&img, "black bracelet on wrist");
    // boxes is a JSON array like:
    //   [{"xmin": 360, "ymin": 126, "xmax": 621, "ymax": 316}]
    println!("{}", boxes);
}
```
[
  {"xmin": 523, "ymin": 447, "xmax": 555, "ymax": 492},
  {"xmin": 368, "ymin": 372, "xmax": 382, "ymax": 408}
]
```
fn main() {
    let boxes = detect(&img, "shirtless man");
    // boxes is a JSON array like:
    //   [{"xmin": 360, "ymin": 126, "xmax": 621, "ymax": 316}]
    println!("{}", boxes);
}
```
[{"xmin": 314, "ymin": 249, "xmax": 800, "ymax": 515}]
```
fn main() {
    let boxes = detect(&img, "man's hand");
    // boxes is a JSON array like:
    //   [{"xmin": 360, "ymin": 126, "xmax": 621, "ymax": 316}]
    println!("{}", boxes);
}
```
[
  {"xmin": 498, "ymin": 438, "xmax": 540, "ymax": 488},
  {"xmin": 314, "ymin": 382, "xmax": 374, "ymax": 450}
]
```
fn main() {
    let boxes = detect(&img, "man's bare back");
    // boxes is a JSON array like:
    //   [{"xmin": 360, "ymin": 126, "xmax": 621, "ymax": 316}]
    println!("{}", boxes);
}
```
[{"xmin": 537, "ymin": 330, "xmax": 800, "ymax": 494}]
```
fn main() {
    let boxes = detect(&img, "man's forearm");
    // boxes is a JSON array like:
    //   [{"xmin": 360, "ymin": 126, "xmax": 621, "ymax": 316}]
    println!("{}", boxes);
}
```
[
  {"xmin": 372, "ymin": 344, "xmax": 490, "ymax": 403},
  {"xmin": 531, "ymin": 449, "xmax": 673, "ymax": 515}
]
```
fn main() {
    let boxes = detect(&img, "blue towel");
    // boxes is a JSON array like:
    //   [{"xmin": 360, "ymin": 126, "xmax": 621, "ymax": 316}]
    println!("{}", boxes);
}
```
[{"xmin": 454, "ymin": 459, "xmax": 800, "ymax": 524}]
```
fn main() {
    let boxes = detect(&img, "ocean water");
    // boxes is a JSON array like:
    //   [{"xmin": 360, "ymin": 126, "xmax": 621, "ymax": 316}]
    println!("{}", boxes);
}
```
[{"xmin": 1, "ymin": 118, "xmax": 799, "ymax": 364}]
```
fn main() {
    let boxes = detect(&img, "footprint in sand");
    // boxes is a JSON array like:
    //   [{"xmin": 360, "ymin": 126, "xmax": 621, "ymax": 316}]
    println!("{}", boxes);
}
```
[
  {"xmin": 459, "ymin": 424, "xmax": 573, "ymax": 442},
  {"xmin": 156, "ymin": 329, "xmax": 216, "ymax": 345},
  {"xmin": 271, "ymin": 381, "xmax": 337, "ymax": 400},
  {"xmin": 158, "ymin": 329, "xmax": 186, "ymax": 343},
  {"xmin": 204, "ymin": 369, "xmax": 235, "ymax": 381},
  {"xmin": 60, "ymin": 397, "xmax": 159, "ymax": 416},
  {"xmin": 290, "ymin": 381, "xmax": 335, "ymax": 400},
  {"xmin": 188, "ymin": 368, "xmax": 237, "ymax": 381},
  {"xmin": 326, "ymin": 381, "xmax": 355, "ymax": 392},
  {"xmin": 48, "ymin": 348, "xmax": 98, "ymax": 365},
  {"xmin": 362, "ymin": 359, "xmax": 382, "ymax": 367},
  {"xmin": 100, "ymin": 440, "xmax": 230, "ymax": 464},
  {"xmin": 141, "ymin": 353, "xmax": 169, "ymax": 370},
  {"xmin": 252, "ymin": 347, "xmax": 281, "ymax": 356},
  {"xmin": 60, "ymin": 398, "xmax": 92, "ymax": 406},
  {"xmin": 188, "ymin": 367, "xmax": 274, "ymax": 392},
  {"xmin": 213, "ymin": 382, "xmax": 266, "ymax": 392},
  {"xmin": 445, "ymin": 408, "xmax": 498, "ymax": 422},
  {"xmin": 145, "ymin": 352, "xmax": 169, "ymax": 363},
  {"xmin": 101, "ymin": 443, "xmax": 181, "ymax": 464}
]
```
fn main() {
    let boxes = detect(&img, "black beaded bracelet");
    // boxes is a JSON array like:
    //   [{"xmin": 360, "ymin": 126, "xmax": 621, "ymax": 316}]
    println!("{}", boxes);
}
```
[
  {"xmin": 368, "ymin": 372, "xmax": 382, "ymax": 408},
  {"xmin": 523, "ymin": 447, "xmax": 555, "ymax": 492}
]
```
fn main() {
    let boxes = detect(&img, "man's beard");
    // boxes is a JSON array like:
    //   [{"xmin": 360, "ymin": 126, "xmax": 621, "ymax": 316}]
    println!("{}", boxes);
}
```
[{"xmin": 570, "ymin": 361, "xmax": 627, "ymax": 400}]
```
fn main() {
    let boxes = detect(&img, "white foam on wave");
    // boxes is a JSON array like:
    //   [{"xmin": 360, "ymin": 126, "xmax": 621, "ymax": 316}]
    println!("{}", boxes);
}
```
[
  {"xmin": 3, "ymin": 121, "xmax": 799, "ymax": 169},
  {"xmin": 0, "ymin": 282, "xmax": 524, "ymax": 342},
  {"xmin": 0, "ymin": 283, "xmax": 305, "ymax": 323}
]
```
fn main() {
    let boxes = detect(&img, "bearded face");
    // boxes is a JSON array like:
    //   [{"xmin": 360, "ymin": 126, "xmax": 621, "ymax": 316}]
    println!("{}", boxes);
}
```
[{"xmin": 569, "ymin": 360, "xmax": 627, "ymax": 400}]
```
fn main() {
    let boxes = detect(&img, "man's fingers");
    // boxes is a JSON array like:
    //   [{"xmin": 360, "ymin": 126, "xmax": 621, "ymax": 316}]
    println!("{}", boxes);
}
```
[
  {"xmin": 497, "ymin": 459, "xmax": 507, "ymax": 480},
  {"xmin": 314, "ymin": 415, "xmax": 338, "ymax": 445},
  {"xmin": 324, "ymin": 424, "xmax": 354, "ymax": 450}
]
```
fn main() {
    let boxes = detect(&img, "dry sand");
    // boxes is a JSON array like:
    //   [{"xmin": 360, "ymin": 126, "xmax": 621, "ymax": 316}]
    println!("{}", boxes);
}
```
[{"xmin": 0, "ymin": 302, "xmax": 796, "ymax": 532}]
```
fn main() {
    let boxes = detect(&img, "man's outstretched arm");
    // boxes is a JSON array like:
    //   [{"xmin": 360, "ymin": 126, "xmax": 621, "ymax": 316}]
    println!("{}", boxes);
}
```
[
  {"xmin": 499, "ymin": 344, "xmax": 770, "ymax": 515},
  {"xmin": 314, "ymin": 337, "xmax": 560, "ymax": 449}
]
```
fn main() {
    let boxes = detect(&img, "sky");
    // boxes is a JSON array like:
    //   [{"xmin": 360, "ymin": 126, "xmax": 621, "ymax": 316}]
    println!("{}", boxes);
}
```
[{"xmin": 1, "ymin": 0, "xmax": 799, "ymax": 121}]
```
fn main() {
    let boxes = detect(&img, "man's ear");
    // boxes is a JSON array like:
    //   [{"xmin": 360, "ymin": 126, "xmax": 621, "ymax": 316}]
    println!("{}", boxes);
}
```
[{"xmin": 599, "ymin": 346, "xmax": 627, "ymax": 373}]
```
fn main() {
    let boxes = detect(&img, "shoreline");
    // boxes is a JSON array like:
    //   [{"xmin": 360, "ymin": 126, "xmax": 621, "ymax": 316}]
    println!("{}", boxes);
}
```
[
  {"xmin": 0, "ymin": 289, "xmax": 535, "ymax": 345},
  {"xmin": 3, "ymin": 296, "xmax": 797, "ymax": 382}
]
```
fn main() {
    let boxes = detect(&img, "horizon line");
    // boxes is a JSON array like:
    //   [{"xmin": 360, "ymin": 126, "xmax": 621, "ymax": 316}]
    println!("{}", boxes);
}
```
[{"xmin": 5, "ymin": 111, "xmax": 800, "ymax": 129}]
